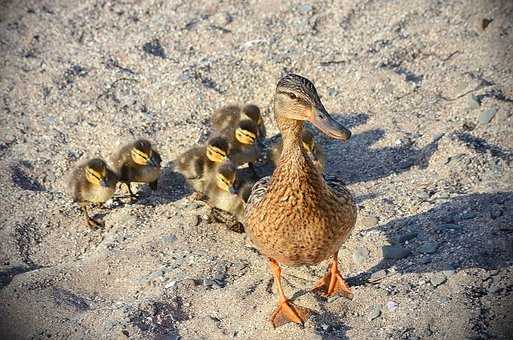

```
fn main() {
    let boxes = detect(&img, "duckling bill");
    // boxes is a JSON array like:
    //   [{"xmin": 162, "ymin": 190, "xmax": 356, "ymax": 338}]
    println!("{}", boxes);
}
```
[
  {"xmin": 111, "ymin": 139, "xmax": 161, "ymax": 199},
  {"xmin": 68, "ymin": 158, "xmax": 118, "ymax": 229},
  {"xmin": 224, "ymin": 119, "xmax": 261, "ymax": 169}
]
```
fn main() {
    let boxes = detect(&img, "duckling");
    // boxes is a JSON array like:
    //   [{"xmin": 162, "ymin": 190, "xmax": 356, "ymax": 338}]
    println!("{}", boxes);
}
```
[
  {"xmin": 206, "ymin": 162, "xmax": 253, "ymax": 232},
  {"xmin": 68, "ymin": 158, "xmax": 118, "ymax": 229},
  {"xmin": 269, "ymin": 129, "xmax": 326, "ymax": 172},
  {"xmin": 224, "ymin": 119, "xmax": 261, "ymax": 169},
  {"xmin": 111, "ymin": 139, "xmax": 161, "ymax": 199},
  {"xmin": 242, "ymin": 104, "xmax": 266, "ymax": 142},
  {"xmin": 212, "ymin": 104, "xmax": 266, "ymax": 142},
  {"xmin": 175, "ymin": 135, "xmax": 230, "ymax": 194}
]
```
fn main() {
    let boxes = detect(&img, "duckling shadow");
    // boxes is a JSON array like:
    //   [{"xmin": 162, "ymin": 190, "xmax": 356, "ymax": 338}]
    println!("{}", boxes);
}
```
[
  {"xmin": 349, "ymin": 191, "xmax": 513, "ymax": 284},
  {"xmin": 315, "ymin": 113, "xmax": 441, "ymax": 184},
  {"xmin": 455, "ymin": 132, "xmax": 513, "ymax": 161},
  {"xmin": 130, "ymin": 163, "xmax": 193, "ymax": 206}
]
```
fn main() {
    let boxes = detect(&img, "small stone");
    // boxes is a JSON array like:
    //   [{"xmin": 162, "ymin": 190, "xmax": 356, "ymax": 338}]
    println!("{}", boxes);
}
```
[
  {"xmin": 353, "ymin": 247, "xmax": 369, "ymax": 265},
  {"xmin": 437, "ymin": 223, "xmax": 462, "ymax": 232},
  {"xmin": 430, "ymin": 273, "xmax": 447, "ymax": 287},
  {"xmin": 382, "ymin": 245, "xmax": 411, "ymax": 260},
  {"xmin": 443, "ymin": 269, "xmax": 455, "ymax": 278},
  {"xmin": 161, "ymin": 234, "xmax": 177, "ymax": 243},
  {"xmin": 368, "ymin": 305, "xmax": 381, "ymax": 321},
  {"xmin": 490, "ymin": 208, "xmax": 503, "ymax": 219},
  {"xmin": 396, "ymin": 232, "xmax": 418, "ymax": 243},
  {"xmin": 142, "ymin": 39, "xmax": 166, "ymax": 59},
  {"xmin": 487, "ymin": 285, "xmax": 500, "ymax": 294},
  {"xmin": 361, "ymin": 215, "xmax": 379, "ymax": 227},
  {"xmin": 420, "ymin": 256, "xmax": 432, "ymax": 264},
  {"xmin": 419, "ymin": 241, "xmax": 439, "ymax": 254},
  {"xmin": 466, "ymin": 94, "xmax": 481, "ymax": 110},
  {"xmin": 479, "ymin": 108, "xmax": 497, "ymax": 124},
  {"xmin": 328, "ymin": 88, "xmax": 338, "ymax": 97},
  {"xmin": 188, "ymin": 215, "xmax": 200, "ymax": 226},
  {"xmin": 459, "ymin": 211, "xmax": 477, "ymax": 220},
  {"xmin": 386, "ymin": 301, "xmax": 398, "ymax": 312},
  {"xmin": 369, "ymin": 269, "xmax": 387, "ymax": 283},
  {"xmin": 300, "ymin": 4, "xmax": 313, "ymax": 13}
]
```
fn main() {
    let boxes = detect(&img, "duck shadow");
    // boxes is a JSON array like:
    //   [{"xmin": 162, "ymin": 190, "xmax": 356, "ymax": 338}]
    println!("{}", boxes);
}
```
[
  {"xmin": 349, "ymin": 191, "xmax": 513, "ymax": 284},
  {"xmin": 313, "ymin": 113, "xmax": 441, "ymax": 184}
]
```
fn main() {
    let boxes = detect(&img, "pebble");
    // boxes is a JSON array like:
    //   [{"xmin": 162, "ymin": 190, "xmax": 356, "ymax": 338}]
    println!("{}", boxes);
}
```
[
  {"xmin": 430, "ymin": 273, "xmax": 447, "ymax": 287},
  {"xmin": 490, "ymin": 208, "xmax": 503, "ymax": 219},
  {"xmin": 300, "ymin": 4, "xmax": 313, "ymax": 13},
  {"xmin": 353, "ymin": 246, "xmax": 369, "ymax": 265},
  {"xmin": 479, "ymin": 108, "xmax": 497, "ymax": 124},
  {"xmin": 369, "ymin": 269, "xmax": 388, "ymax": 283},
  {"xmin": 419, "ymin": 241, "xmax": 439, "ymax": 254},
  {"xmin": 386, "ymin": 300, "xmax": 398, "ymax": 312},
  {"xmin": 382, "ymin": 245, "xmax": 411, "ymax": 260},
  {"xmin": 361, "ymin": 215, "xmax": 379, "ymax": 227},
  {"xmin": 188, "ymin": 215, "xmax": 200, "ymax": 226},
  {"xmin": 443, "ymin": 269, "xmax": 456, "ymax": 277},
  {"xmin": 161, "ymin": 234, "xmax": 177, "ymax": 243},
  {"xmin": 328, "ymin": 88, "xmax": 338, "ymax": 97},
  {"xmin": 459, "ymin": 211, "xmax": 477, "ymax": 220},
  {"xmin": 368, "ymin": 305, "xmax": 381, "ymax": 321},
  {"xmin": 396, "ymin": 232, "xmax": 418, "ymax": 243},
  {"xmin": 420, "ymin": 256, "xmax": 432, "ymax": 264},
  {"xmin": 466, "ymin": 94, "xmax": 481, "ymax": 110},
  {"xmin": 437, "ymin": 223, "xmax": 462, "ymax": 232}
]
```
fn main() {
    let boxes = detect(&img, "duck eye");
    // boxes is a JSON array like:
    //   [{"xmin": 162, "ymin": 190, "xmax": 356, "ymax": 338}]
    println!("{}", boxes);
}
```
[{"xmin": 287, "ymin": 92, "xmax": 297, "ymax": 100}]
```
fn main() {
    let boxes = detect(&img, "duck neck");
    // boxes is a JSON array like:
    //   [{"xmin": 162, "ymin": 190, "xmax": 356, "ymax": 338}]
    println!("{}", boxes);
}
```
[{"xmin": 276, "ymin": 116, "xmax": 311, "ymax": 172}]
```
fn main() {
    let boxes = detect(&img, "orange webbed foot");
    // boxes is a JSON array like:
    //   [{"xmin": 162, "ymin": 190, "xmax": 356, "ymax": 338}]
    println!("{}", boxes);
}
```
[
  {"xmin": 313, "ymin": 269, "xmax": 353, "ymax": 299},
  {"xmin": 271, "ymin": 300, "xmax": 311, "ymax": 328}
]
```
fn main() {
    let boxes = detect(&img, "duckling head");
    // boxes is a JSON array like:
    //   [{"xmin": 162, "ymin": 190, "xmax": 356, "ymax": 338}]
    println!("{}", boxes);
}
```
[
  {"xmin": 131, "ymin": 139, "xmax": 160, "ymax": 167},
  {"xmin": 215, "ymin": 162, "xmax": 236, "ymax": 194},
  {"xmin": 301, "ymin": 129, "xmax": 315, "ymax": 152},
  {"xmin": 84, "ymin": 158, "xmax": 110, "ymax": 187},
  {"xmin": 274, "ymin": 74, "xmax": 351, "ymax": 141},
  {"xmin": 206, "ymin": 136, "xmax": 230, "ymax": 163},
  {"xmin": 235, "ymin": 119, "xmax": 258, "ymax": 145},
  {"xmin": 242, "ymin": 104, "xmax": 262, "ymax": 125}
]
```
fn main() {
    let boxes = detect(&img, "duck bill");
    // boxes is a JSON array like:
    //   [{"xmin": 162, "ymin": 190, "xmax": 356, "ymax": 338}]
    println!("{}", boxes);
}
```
[
  {"xmin": 229, "ymin": 186, "xmax": 237, "ymax": 195},
  {"xmin": 309, "ymin": 106, "xmax": 351, "ymax": 141},
  {"xmin": 100, "ymin": 179, "xmax": 109, "ymax": 188}
]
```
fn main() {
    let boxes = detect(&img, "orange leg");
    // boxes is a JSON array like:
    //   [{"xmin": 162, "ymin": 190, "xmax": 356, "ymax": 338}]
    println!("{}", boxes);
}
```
[
  {"xmin": 81, "ymin": 204, "xmax": 103, "ymax": 230},
  {"xmin": 312, "ymin": 251, "xmax": 353, "ymax": 299},
  {"xmin": 268, "ymin": 258, "xmax": 311, "ymax": 328}
]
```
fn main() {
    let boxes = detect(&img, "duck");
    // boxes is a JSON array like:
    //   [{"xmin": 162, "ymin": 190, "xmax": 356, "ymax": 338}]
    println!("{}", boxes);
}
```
[
  {"xmin": 212, "ymin": 104, "xmax": 266, "ymax": 143},
  {"xmin": 269, "ymin": 129, "xmax": 326, "ymax": 172},
  {"xmin": 224, "ymin": 119, "xmax": 261, "ymax": 169},
  {"xmin": 204, "ymin": 161, "xmax": 252, "ymax": 233},
  {"xmin": 111, "ymin": 139, "xmax": 162, "ymax": 199},
  {"xmin": 67, "ymin": 158, "xmax": 118, "ymax": 229},
  {"xmin": 243, "ymin": 74, "xmax": 357, "ymax": 328},
  {"xmin": 175, "ymin": 135, "xmax": 230, "ymax": 194}
]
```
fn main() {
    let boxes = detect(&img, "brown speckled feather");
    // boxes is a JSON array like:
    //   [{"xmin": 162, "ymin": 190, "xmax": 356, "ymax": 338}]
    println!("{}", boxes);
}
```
[{"xmin": 244, "ymin": 119, "xmax": 357, "ymax": 266}]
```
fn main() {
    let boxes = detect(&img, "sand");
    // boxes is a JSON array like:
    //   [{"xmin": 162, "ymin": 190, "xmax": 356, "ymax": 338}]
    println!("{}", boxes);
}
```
[{"xmin": 1, "ymin": 0, "xmax": 512, "ymax": 339}]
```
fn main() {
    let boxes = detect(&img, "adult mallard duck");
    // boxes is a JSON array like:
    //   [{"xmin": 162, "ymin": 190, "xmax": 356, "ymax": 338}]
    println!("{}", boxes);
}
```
[{"xmin": 244, "ymin": 74, "xmax": 357, "ymax": 328}]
